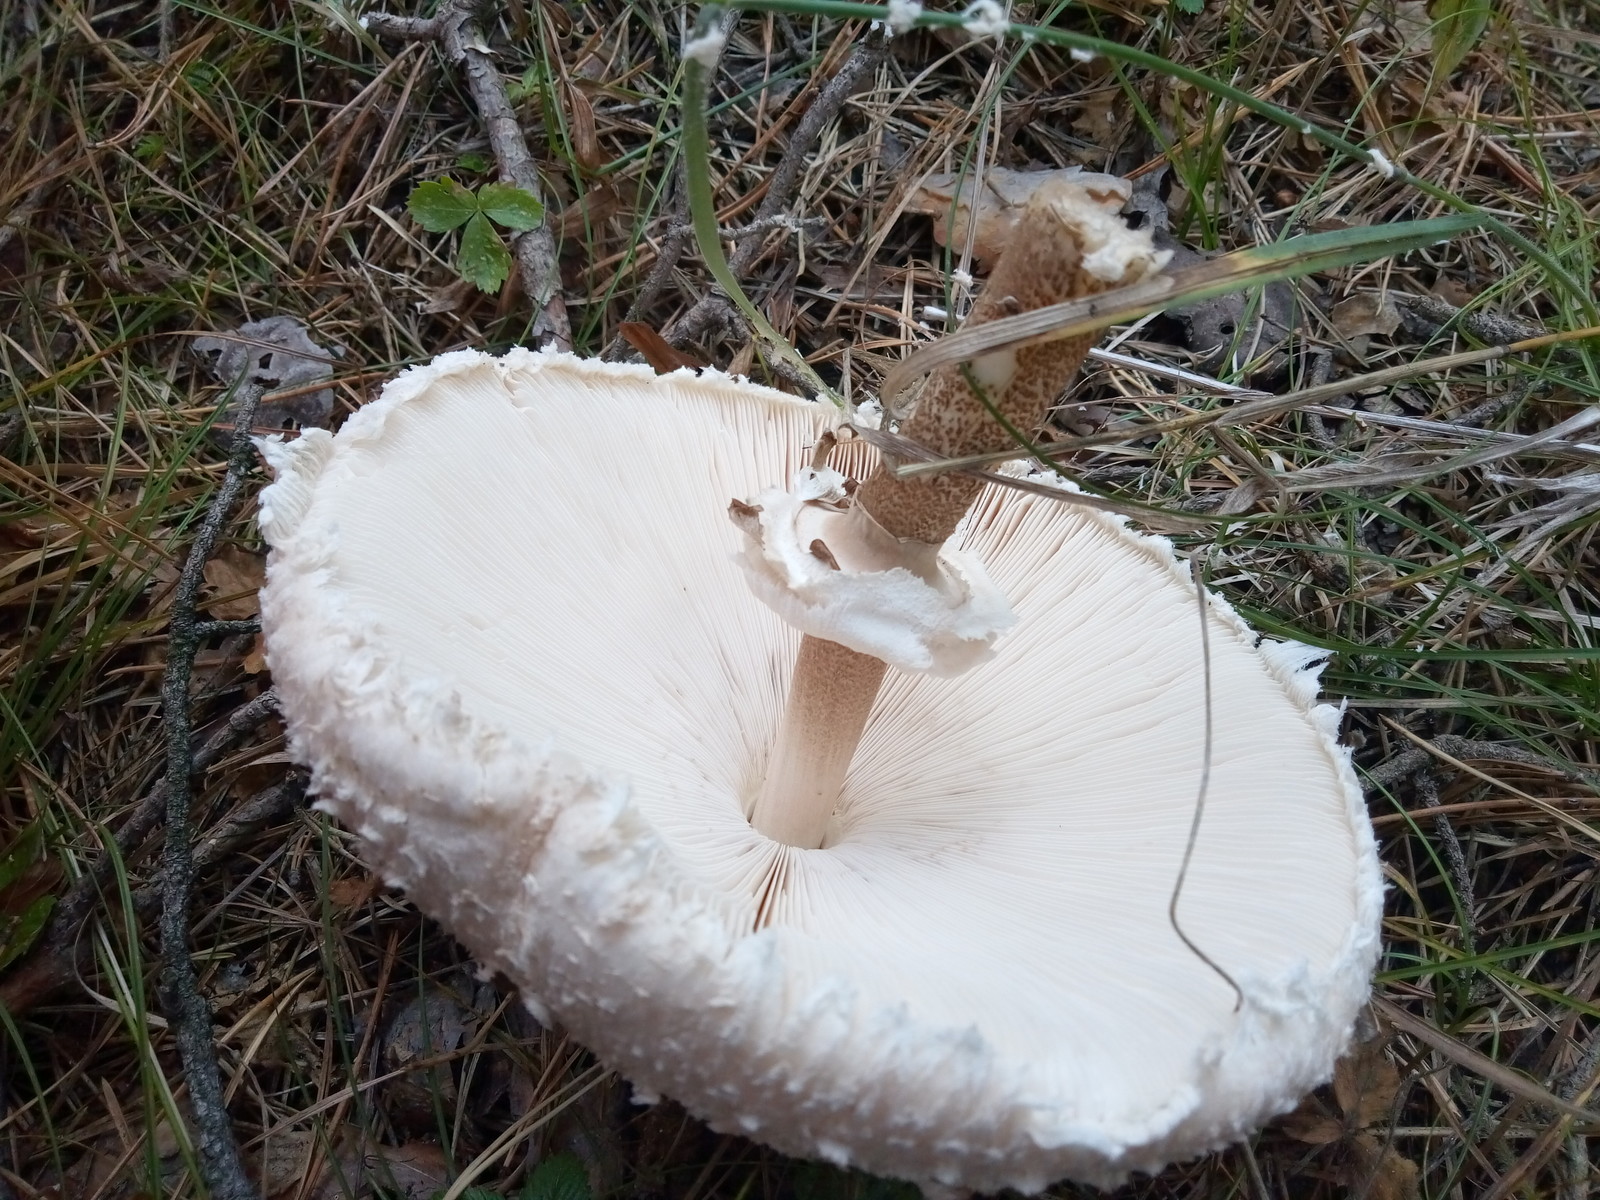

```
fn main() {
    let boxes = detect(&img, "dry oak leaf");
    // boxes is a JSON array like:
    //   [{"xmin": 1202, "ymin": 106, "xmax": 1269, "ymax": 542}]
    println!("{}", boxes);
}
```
[
  {"xmin": 1281, "ymin": 1034, "xmax": 1419, "ymax": 1200},
  {"xmin": 905, "ymin": 166, "xmax": 1131, "ymax": 261},
  {"xmin": 202, "ymin": 546, "xmax": 266, "ymax": 620}
]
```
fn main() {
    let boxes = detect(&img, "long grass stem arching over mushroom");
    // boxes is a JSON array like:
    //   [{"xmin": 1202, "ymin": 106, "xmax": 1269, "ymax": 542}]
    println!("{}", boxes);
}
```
[{"xmin": 257, "ymin": 176, "xmax": 1383, "ymax": 1189}]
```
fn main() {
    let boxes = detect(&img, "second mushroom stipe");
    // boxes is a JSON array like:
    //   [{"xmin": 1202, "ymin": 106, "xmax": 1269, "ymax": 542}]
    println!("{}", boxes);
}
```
[{"xmin": 257, "ymin": 178, "xmax": 1383, "ymax": 1188}]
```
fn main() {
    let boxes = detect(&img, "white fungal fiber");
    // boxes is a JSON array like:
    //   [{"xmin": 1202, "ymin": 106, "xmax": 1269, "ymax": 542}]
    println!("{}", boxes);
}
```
[
  {"xmin": 887, "ymin": 0, "xmax": 924, "ymax": 34},
  {"xmin": 961, "ymin": 0, "xmax": 1009, "ymax": 36},
  {"xmin": 683, "ymin": 27, "xmax": 726, "ymax": 67}
]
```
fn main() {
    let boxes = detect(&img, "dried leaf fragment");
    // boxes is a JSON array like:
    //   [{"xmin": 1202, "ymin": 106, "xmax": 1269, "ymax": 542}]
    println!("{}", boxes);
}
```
[
  {"xmin": 202, "ymin": 546, "xmax": 266, "ymax": 619},
  {"xmin": 327, "ymin": 872, "xmax": 381, "ymax": 908},
  {"xmin": 1279, "ymin": 1033, "xmax": 1419, "ymax": 1200},
  {"xmin": 619, "ymin": 322, "xmax": 705, "ymax": 374},
  {"xmin": 905, "ymin": 167, "xmax": 1132, "ymax": 261},
  {"xmin": 1332, "ymin": 293, "xmax": 1403, "ymax": 339},
  {"xmin": 193, "ymin": 315, "xmax": 339, "ymax": 435},
  {"xmin": 1333, "ymin": 1032, "xmax": 1403, "ymax": 1127}
]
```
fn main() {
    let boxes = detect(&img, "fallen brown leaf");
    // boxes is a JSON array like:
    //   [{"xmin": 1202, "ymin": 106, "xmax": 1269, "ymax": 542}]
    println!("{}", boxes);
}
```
[
  {"xmin": 1279, "ymin": 1033, "xmax": 1419, "ymax": 1200},
  {"xmin": 1332, "ymin": 293, "xmax": 1402, "ymax": 338},
  {"xmin": 203, "ymin": 547, "xmax": 266, "ymax": 620},
  {"xmin": 327, "ymin": 873, "xmax": 381, "ymax": 909},
  {"xmin": 904, "ymin": 167, "xmax": 1130, "ymax": 262}
]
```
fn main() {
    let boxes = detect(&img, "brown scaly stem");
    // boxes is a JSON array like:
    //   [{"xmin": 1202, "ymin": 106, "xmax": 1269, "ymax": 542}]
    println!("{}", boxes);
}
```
[{"xmin": 751, "ymin": 178, "xmax": 1165, "ymax": 849}]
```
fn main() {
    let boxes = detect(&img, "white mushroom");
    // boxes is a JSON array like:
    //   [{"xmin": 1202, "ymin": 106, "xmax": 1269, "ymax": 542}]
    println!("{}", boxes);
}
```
[{"xmin": 258, "ymin": 181, "xmax": 1382, "ymax": 1190}]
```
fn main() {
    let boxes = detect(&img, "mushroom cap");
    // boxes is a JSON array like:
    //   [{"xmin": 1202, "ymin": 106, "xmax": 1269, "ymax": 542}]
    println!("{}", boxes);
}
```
[{"xmin": 258, "ymin": 348, "xmax": 1382, "ymax": 1192}]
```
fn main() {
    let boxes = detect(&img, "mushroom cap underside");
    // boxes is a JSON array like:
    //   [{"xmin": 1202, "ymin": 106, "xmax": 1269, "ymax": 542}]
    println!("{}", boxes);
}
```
[{"xmin": 258, "ymin": 348, "xmax": 1383, "ymax": 1191}]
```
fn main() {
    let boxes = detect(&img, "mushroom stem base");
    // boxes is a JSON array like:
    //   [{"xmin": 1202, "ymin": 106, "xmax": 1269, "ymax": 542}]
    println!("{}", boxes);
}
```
[{"xmin": 751, "ymin": 635, "xmax": 888, "ymax": 849}]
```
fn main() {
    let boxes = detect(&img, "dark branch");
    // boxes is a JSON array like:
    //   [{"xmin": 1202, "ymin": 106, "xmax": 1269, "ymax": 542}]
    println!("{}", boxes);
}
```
[
  {"xmin": 1364, "ymin": 735, "xmax": 1600, "ymax": 792},
  {"xmin": 605, "ymin": 174, "xmax": 693, "ymax": 358},
  {"xmin": 1397, "ymin": 292, "xmax": 1546, "ymax": 349},
  {"xmin": 665, "ymin": 25, "xmax": 886, "ymax": 352},
  {"xmin": 132, "ymin": 772, "xmax": 309, "ymax": 919},
  {"xmin": 157, "ymin": 380, "xmax": 268, "ymax": 1200},
  {"xmin": 1415, "ymin": 770, "xmax": 1477, "ymax": 952},
  {"xmin": 732, "ymin": 27, "xmax": 886, "ymax": 278}
]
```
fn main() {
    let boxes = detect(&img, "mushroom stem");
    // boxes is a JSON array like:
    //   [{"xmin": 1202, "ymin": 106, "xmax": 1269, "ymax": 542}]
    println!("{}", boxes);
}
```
[
  {"xmin": 752, "ymin": 177, "xmax": 1169, "ymax": 849},
  {"xmin": 751, "ymin": 636, "xmax": 888, "ymax": 848}
]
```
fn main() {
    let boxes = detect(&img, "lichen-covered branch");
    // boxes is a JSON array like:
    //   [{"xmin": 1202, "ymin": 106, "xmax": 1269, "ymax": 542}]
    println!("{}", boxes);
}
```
[{"xmin": 156, "ymin": 380, "xmax": 268, "ymax": 1200}]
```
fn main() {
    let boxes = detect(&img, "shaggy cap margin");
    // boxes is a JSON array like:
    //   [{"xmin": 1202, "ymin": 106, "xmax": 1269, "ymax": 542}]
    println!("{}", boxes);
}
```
[{"xmin": 257, "ymin": 348, "xmax": 1383, "ymax": 1192}]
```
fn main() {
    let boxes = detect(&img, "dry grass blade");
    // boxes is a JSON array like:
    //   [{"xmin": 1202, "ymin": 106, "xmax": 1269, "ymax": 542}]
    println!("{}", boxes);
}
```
[
  {"xmin": 3, "ymin": 0, "xmax": 1599, "ymax": 1196},
  {"xmin": 894, "ymin": 327, "xmax": 1600, "ymax": 481},
  {"xmin": 878, "ymin": 217, "xmax": 1483, "ymax": 415},
  {"xmin": 1374, "ymin": 998, "xmax": 1600, "ymax": 1129},
  {"xmin": 852, "ymin": 423, "xmax": 1222, "ymax": 531}
]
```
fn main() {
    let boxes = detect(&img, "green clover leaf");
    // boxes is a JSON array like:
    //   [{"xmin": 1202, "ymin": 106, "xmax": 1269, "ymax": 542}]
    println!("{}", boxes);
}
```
[
  {"xmin": 521, "ymin": 1154, "xmax": 590, "ymax": 1200},
  {"xmin": 457, "ymin": 211, "xmax": 513, "ymax": 291},
  {"xmin": 478, "ymin": 183, "xmax": 545, "ymax": 231},
  {"xmin": 408, "ymin": 178, "xmax": 479, "ymax": 232}
]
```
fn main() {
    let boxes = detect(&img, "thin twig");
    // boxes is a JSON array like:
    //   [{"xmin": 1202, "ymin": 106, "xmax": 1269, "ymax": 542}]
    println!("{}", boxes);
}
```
[
  {"xmin": 1364, "ymin": 736, "xmax": 1600, "ymax": 792},
  {"xmin": 157, "ymin": 378, "xmax": 268, "ymax": 1200},
  {"xmin": 1168, "ymin": 553, "xmax": 1243, "ymax": 1010},
  {"xmin": 1300, "ymin": 349, "xmax": 1336, "ymax": 450},
  {"xmin": 1456, "ymin": 373, "xmax": 1536, "ymax": 429},
  {"xmin": 1558, "ymin": 1029, "xmax": 1600, "ymax": 1200},
  {"xmin": 734, "ymin": 28, "xmax": 885, "ymax": 277},
  {"xmin": 605, "ymin": 173, "xmax": 693, "ymax": 356},
  {"xmin": 1397, "ymin": 292, "xmax": 1546, "ymax": 349},
  {"xmin": 195, "ymin": 619, "xmax": 261, "ymax": 639},
  {"xmin": 1415, "ymin": 770, "xmax": 1477, "ymax": 952},
  {"xmin": 131, "ymin": 772, "xmax": 308, "ymax": 918},
  {"xmin": 1374, "ymin": 997, "xmax": 1600, "ymax": 1128},
  {"xmin": 364, "ymin": 2, "xmax": 572, "ymax": 349},
  {"xmin": 667, "ymin": 24, "xmax": 886, "ymax": 350}
]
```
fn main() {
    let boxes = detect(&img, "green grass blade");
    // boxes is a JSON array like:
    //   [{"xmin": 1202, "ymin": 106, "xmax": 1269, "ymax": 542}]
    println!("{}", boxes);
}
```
[
  {"xmin": 681, "ymin": 19, "xmax": 841, "ymax": 404},
  {"xmin": 881, "ymin": 215, "xmax": 1485, "ymax": 412}
]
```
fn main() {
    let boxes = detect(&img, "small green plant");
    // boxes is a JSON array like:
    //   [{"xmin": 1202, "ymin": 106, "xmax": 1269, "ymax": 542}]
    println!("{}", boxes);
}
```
[
  {"xmin": 1427, "ymin": 0, "xmax": 1492, "ymax": 84},
  {"xmin": 0, "ymin": 821, "xmax": 57, "ymax": 972},
  {"xmin": 407, "ymin": 178, "xmax": 546, "ymax": 292}
]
